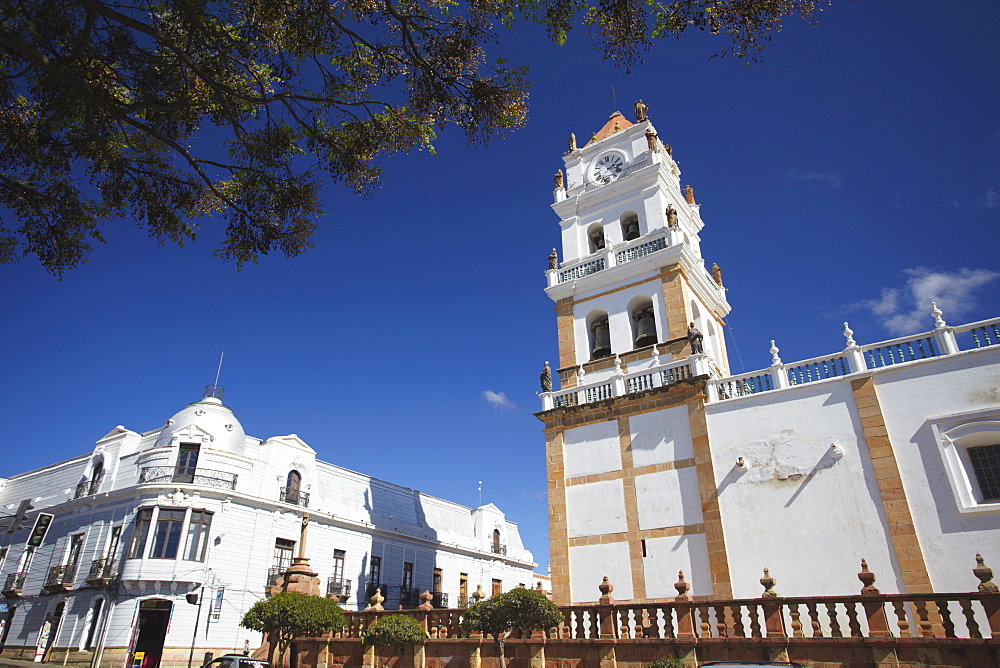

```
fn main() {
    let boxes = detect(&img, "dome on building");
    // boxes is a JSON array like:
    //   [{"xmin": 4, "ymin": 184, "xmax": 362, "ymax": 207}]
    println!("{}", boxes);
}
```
[{"xmin": 154, "ymin": 386, "xmax": 247, "ymax": 456}]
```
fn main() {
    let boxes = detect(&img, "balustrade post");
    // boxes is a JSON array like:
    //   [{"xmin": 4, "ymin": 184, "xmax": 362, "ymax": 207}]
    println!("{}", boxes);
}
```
[
  {"xmin": 689, "ymin": 353, "xmax": 710, "ymax": 377},
  {"xmin": 612, "ymin": 355, "xmax": 626, "ymax": 397},
  {"xmin": 931, "ymin": 303, "xmax": 959, "ymax": 355},
  {"xmin": 705, "ymin": 380, "xmax": 719, "ymax": 403},
  {"xmin": 973, "ymin": 553, "xmax": 1000, "ymax": 638},
  {"xmin": 769, "ymin": 341, "xmax": 789, "ymax": 389},
  {"xmin": 541, "ymin": 393, "xmax": 554, "ymax": 411},
  {"xmin": 759, "ymin": 569, "xmax": 788, "ymax": 639},
  {"xmin": 858, "ymin": 559, "xmax": 893, "ymax": 637},
  {"xmin": 673, "ymin": 571, "xmax": 697, "ymax": 639},
  {"xmin": 843, "ymin": 323, "xmax": 867, "ymax": 372},
  {"xmin": 598, "ymin": 577, "xmax": 617, "ymax": 638},
  {"xmin": 546, "ymin": 269, "xmax": 559, "ymax": 288},
  {"xmin": 604, "ymin": 245, "xmax": 616, "ymax": 270}
]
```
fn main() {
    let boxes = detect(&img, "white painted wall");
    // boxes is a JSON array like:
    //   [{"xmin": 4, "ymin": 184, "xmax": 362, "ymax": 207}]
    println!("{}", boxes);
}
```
[
  {"xmin": 563, "ymin": 421, "xmax": 622, "ymax": 478},
  {"xmin": 873, "ymin": 350, "xmax": 1000, "ymax": 592},
  {"xmin": 566, "ymin": 480, "xmax": 627, "ymax": 538},
  {"xmin": 629, "ymin": 406, "xmax": 693, "ymax": 467},
  {"xmin": 706, "ymin": 380, "xmax": 900, "ymax": 598},
  {"xmin": 568, "ymin": 541, "xmax": 633, "ymax": 602}
]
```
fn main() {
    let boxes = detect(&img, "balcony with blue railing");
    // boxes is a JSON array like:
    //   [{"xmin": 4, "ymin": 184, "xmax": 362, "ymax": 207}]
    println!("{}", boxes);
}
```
[
  {"xmin": 540, "ymin": 305, "xmax": 1000, "ymax": 411},
  {"xmin": 549, "ymin": 227, "xmax": 678, "ymax": 287}
]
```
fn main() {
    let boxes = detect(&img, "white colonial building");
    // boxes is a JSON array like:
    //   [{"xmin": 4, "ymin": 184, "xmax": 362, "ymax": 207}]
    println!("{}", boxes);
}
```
[
  {"xmin": 0, "ymin": 388, "xmax": 537, "ymax": 666},
  {"xmin": 539, "ymin": 109, "xmax": 1000, "ymax": 604}
]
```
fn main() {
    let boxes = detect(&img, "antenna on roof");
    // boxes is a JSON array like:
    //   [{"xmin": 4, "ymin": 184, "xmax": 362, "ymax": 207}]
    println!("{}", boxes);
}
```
[
  {"xmin": 204, "ymin": 349, "xmax": 225, "ymax": 400},
  {"xmin": 214, "ymin": 349, "xmax": 225, "ymax": 387},
  {"xmin": 478, "ymin": 480, "xmax": 483, "ymax": 506}
]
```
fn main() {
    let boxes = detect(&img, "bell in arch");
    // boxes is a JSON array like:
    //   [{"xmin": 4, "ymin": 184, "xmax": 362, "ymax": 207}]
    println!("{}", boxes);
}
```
[
  {"xmin": 623, "ymin": 219, "xmax": 640, "ymax": 241},
  {"xmin": 591, "ymin": 320, "xmax": 611, "ymax": 359},
  {"xmin": 633, "ymin": 308, "xmax": 657, "ymax": 348}
]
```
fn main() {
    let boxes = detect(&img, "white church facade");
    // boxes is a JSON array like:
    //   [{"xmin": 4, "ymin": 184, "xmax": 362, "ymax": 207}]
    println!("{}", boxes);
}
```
[
  {"xmin": 538, "ymin": 109, "xmax": 1000, "ymax": 605},
  {"xmin": 0, "ymin": 388, "xmax": 538, "ymax": 666}
]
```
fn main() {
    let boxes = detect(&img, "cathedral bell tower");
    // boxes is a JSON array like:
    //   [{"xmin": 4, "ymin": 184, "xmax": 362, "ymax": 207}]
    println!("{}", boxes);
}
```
[{"xmin": 539, "ymin": 105, "xmax": 735, "ymax": 604}]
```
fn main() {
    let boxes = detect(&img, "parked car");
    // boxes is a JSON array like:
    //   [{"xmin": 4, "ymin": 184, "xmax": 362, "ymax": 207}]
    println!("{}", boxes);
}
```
[{"xmin": 202, "ymin": 655, "xmax": 271, "ymax": 668}]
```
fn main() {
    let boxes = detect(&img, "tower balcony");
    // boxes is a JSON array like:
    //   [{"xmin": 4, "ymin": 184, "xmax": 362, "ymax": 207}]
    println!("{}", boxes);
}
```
[{"xmin": 540, "ymin": 316, "xmax": 1000, "ymax": 411}]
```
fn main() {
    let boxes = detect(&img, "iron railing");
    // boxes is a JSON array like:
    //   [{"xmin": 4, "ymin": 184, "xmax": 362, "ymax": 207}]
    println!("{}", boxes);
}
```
[
  {"xmin": 398, "ymin": 586, "xmax": 421, "ymax": 607},
  {"xmin": 267, "ymin": 566, "xmax": 284, "ymax": 588},
  {"xmin": 431, "ymin": 592, "xmax": 449, "ymax": 608},
  {"xmin": 86, "ymin": 557, "xmax": 116, "ymax": 583},
  {"xmin": 326, "ymin": 578, "xmax": 352, "ymax": 597},
  {"xmin": 74, "ymin": 475, "xmax": 104, "ymax": 499},
  {"xmin": 2, "ymin": 571, "xmax": 26, "ymax": 593},
  {"xmin": 491, "ymin": 543, "xmax": 507, "ymax": 556},
  {"xmin": 279, "ymin": 487, "xmax": 310, "ymax": 507},
  {"xmin": 364, "ymin": 582, "xmax": 387, "ymax": 600},
  {"xmin": 138, "ymin": 466, "xmax": 237, "ymax": 490},
  {"xmin": 45, "ymin": 564, "xmax": 77, "ymax": 589}
]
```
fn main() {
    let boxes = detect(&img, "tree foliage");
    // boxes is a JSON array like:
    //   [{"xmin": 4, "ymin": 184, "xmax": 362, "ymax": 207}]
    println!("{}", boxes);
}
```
[
  {"xmin": 240, "ymin": 591, "xmax": 346, "ymax": 665},
  {"xmin": 362, "ymin": 613, "xmax": 426, "ymax": 662},
  {"xmin": 460, "ymin": 588, "xmax": 562, "ymax": 667},
  {"xmin": 0, "ymin": 0, "xmax": 831, "ymax": 275}
]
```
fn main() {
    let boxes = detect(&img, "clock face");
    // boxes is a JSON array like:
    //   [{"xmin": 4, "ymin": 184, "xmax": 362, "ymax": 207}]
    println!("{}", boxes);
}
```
[{"xmin": 593, "ymin": 154, "xmax": 625, "ymax": 183}]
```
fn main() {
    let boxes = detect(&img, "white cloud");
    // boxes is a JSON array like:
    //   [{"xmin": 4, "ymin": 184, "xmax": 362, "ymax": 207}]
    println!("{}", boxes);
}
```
[
  {"xmin": 855, "ymin": 267, "xmax": 1000, "ymax": 335},
  {"xmin": 788, "ymin": 169, "xmax": 842, "ymax": 190},
  {"xmin": 980, "ymin": 185, "xmax": 1000, "ymax": 209},
  {"xmin": 481, "ymin": 390, "xmax": 516, "ymax": 411}
]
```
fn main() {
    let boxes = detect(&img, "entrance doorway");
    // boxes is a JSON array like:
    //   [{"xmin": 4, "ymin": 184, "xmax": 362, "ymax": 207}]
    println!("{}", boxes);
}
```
[
  {"xmin": 131, "ymin": 599, "xmax": 173, "ymax": 668},
  {"xmin": 36, "ymin": 601, "xmax": 65, "ymax": 662}
]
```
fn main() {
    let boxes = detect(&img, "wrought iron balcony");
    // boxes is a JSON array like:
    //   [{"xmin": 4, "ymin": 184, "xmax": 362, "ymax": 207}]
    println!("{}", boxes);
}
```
[
  {"xmin": 138, "ymin": 466, "xmax": 237, "ymax": 490},
  {"xmin": 326, "ymin": 578, "xmax": 352, "ymax": 598},
  {"xmin": 2, "ymin": 571, "xmax": 27, "ymax": 597},
  {"xmin": 398, "ymin": 586, "xmax": 421, "ymax": 607},
  {"xmin": 86, "ymin": 557, "xmax": 116, "ymax": 585},
  {"xmin": 364, "ymin": 582, "xmax": 387, "ymax": 600},
  {"xmin": 279, "ymin": 487, "xmax": 309, "ymax": 508},
  {"xmin": 74, "ymin": 475, "xmax": 104, "ymax": 499},
  {"xmin": 44, "ymin": 564, "xmax": 77, "ymax": 592},
  {"xmin": 267, "ymin": 566, "xmax": 283, "ymax": 588},
  {"xmin": 431, "ymin": 591, "xmax": 449, "ymax": 608},
  {"xmin": 491, "ymin": 543, "xmax": 507, "ymax": 556}
]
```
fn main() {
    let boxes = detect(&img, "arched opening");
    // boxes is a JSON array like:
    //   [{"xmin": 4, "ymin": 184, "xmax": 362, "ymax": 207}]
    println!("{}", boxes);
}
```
[
  {"xmin": 628, "ymin": 296, "xmax": 657, "ymax": 349},
  {"xmin": 38, "ymin": 601, "xmax": 65, "ymax": 662},
  {"xmin": 284, "ymin": 470, "xmax": 302, "ymax": 505},
  {"xmin": 587, "ymin": 223, "xmax": 606, "ymax": 253},
  {"xmin": 706, "ymin": 320, "xmax": 718, "ymax": 363},
  {"xmin": 586, "ymin": 310, "xmax": 612, "ymax": 360},
  {"xmin": 89, "ymin": 460, "xmax": 104, "ymax": 495},
  {"xmin": 82, "ymin": 597, "xmax": 105, "ymax": 650},
  {"xmin": 620, "ymin": 210, "xmax": 640, "ymax": 242},
  {"xmin": 492, "ymin": 529, "xmax": 504, "ymax": 555},
  {"xmin": 688, "ymin": 301, "xmax": 705, "ymax": 355}
]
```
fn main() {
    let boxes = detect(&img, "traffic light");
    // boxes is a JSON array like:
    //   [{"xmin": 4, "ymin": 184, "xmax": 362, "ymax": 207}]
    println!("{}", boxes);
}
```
[
  {"xmin": 4, "ymin": 499, "xmax": 34, "ymax": 534},
  {"xmin": 26, "ymin": 513, "xmax": 54, "ymax": 548}
]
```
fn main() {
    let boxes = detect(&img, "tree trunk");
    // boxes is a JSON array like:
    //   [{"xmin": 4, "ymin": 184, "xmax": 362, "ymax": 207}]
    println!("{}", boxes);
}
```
[{"xmin": 495, "ymin": 636, "xmax": 506, "ymax": 668}]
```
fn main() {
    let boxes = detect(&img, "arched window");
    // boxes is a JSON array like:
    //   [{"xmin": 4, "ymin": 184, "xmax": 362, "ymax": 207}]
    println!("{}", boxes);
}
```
[
  {"xmin": 587, "ymin": 223, "xmax": 606, "ymax": 253},
  {"xmin": 628, "ymin": 296, "xmax": 657, "ymax": 349},
  {"xmin": 89, "ymin": 460, "xmax": 104, "ymax": 495},
  {"xmin": 586, "ymin": 310, "xmax": 611, "ymax": 360},
  {"xmin": 620, "ymin": 211, "xmax": 640, "ymax": 241},
  {"xmin": 492, "ymin": 529, "xmax": 505, "ymax": 555},
  {"xmin": 284, "ymin": 470, "xmax": 302, "ymax": 505}
]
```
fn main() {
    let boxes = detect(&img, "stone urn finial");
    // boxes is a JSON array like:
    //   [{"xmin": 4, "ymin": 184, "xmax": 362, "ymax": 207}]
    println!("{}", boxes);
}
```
[
  {"xmin": 674, "ymin": 570, "xmax": 691, "ymax": 600},
  {"xmin": 931, "ymin": 302, "xmax": 947, "ymax": 329},
  {"xmin": 858, "ymin": 559, "xmax": 879, "ymax": 595},
  {"xmin": 769, "ymin": 340, "xmax": 782, "ymax": 367},
  {"xmin": 598, "ymin": 576, "xmax": 615, "ymax": 604},
  {"xmin": 472, "ymin": 584, "xmax": 486, "ymax": 602},
  {"xmin": 370, "ymin": 586, "xmax": 385, "ymax": 611},
  {"xmin": 974, "ymin": 553, "xmax": 998, "ymax": 593},
  {"xmin": 843, "ymin": 322, "xmax": 856, "ymax": 348},
  {"xmin": 418, "ymin": 589, "xmax": 434, "ymax": 611},
  {"xmin": 760, "ymin": 568, "xmax": 779, "ymax": 598}
]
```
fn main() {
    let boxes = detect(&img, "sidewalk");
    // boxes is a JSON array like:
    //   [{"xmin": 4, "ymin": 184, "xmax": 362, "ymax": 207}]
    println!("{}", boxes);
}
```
[{"xmin": 0, "ymin": 659, "xmax": 44, "ymax": 667}]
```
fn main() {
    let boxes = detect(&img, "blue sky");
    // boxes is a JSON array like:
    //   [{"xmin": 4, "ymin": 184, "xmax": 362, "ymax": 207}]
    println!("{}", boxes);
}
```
[{"xmin": 1, "ymin": 0, "xmax": 998, "ymax": 572}]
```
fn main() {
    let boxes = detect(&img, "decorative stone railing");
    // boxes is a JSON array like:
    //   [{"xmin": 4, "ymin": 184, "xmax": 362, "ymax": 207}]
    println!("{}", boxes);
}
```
[
  {"xmin": 137, "ymin": 466, "xmax": 237, "ymax": 490},
  {"xmin": 544, "ymin": 357, "xmax": 704, "ymax": 411},
  {"xmin": 310, "ymin": 555, "xmax": 1000, "ymax": 665},
  {"xmin": 550, "ymin": 228, "xmax": 676, "ymax": 287},
  {"xmin": 540, "ymin": 308, "xmax": 1000, "ymax": 411}
]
